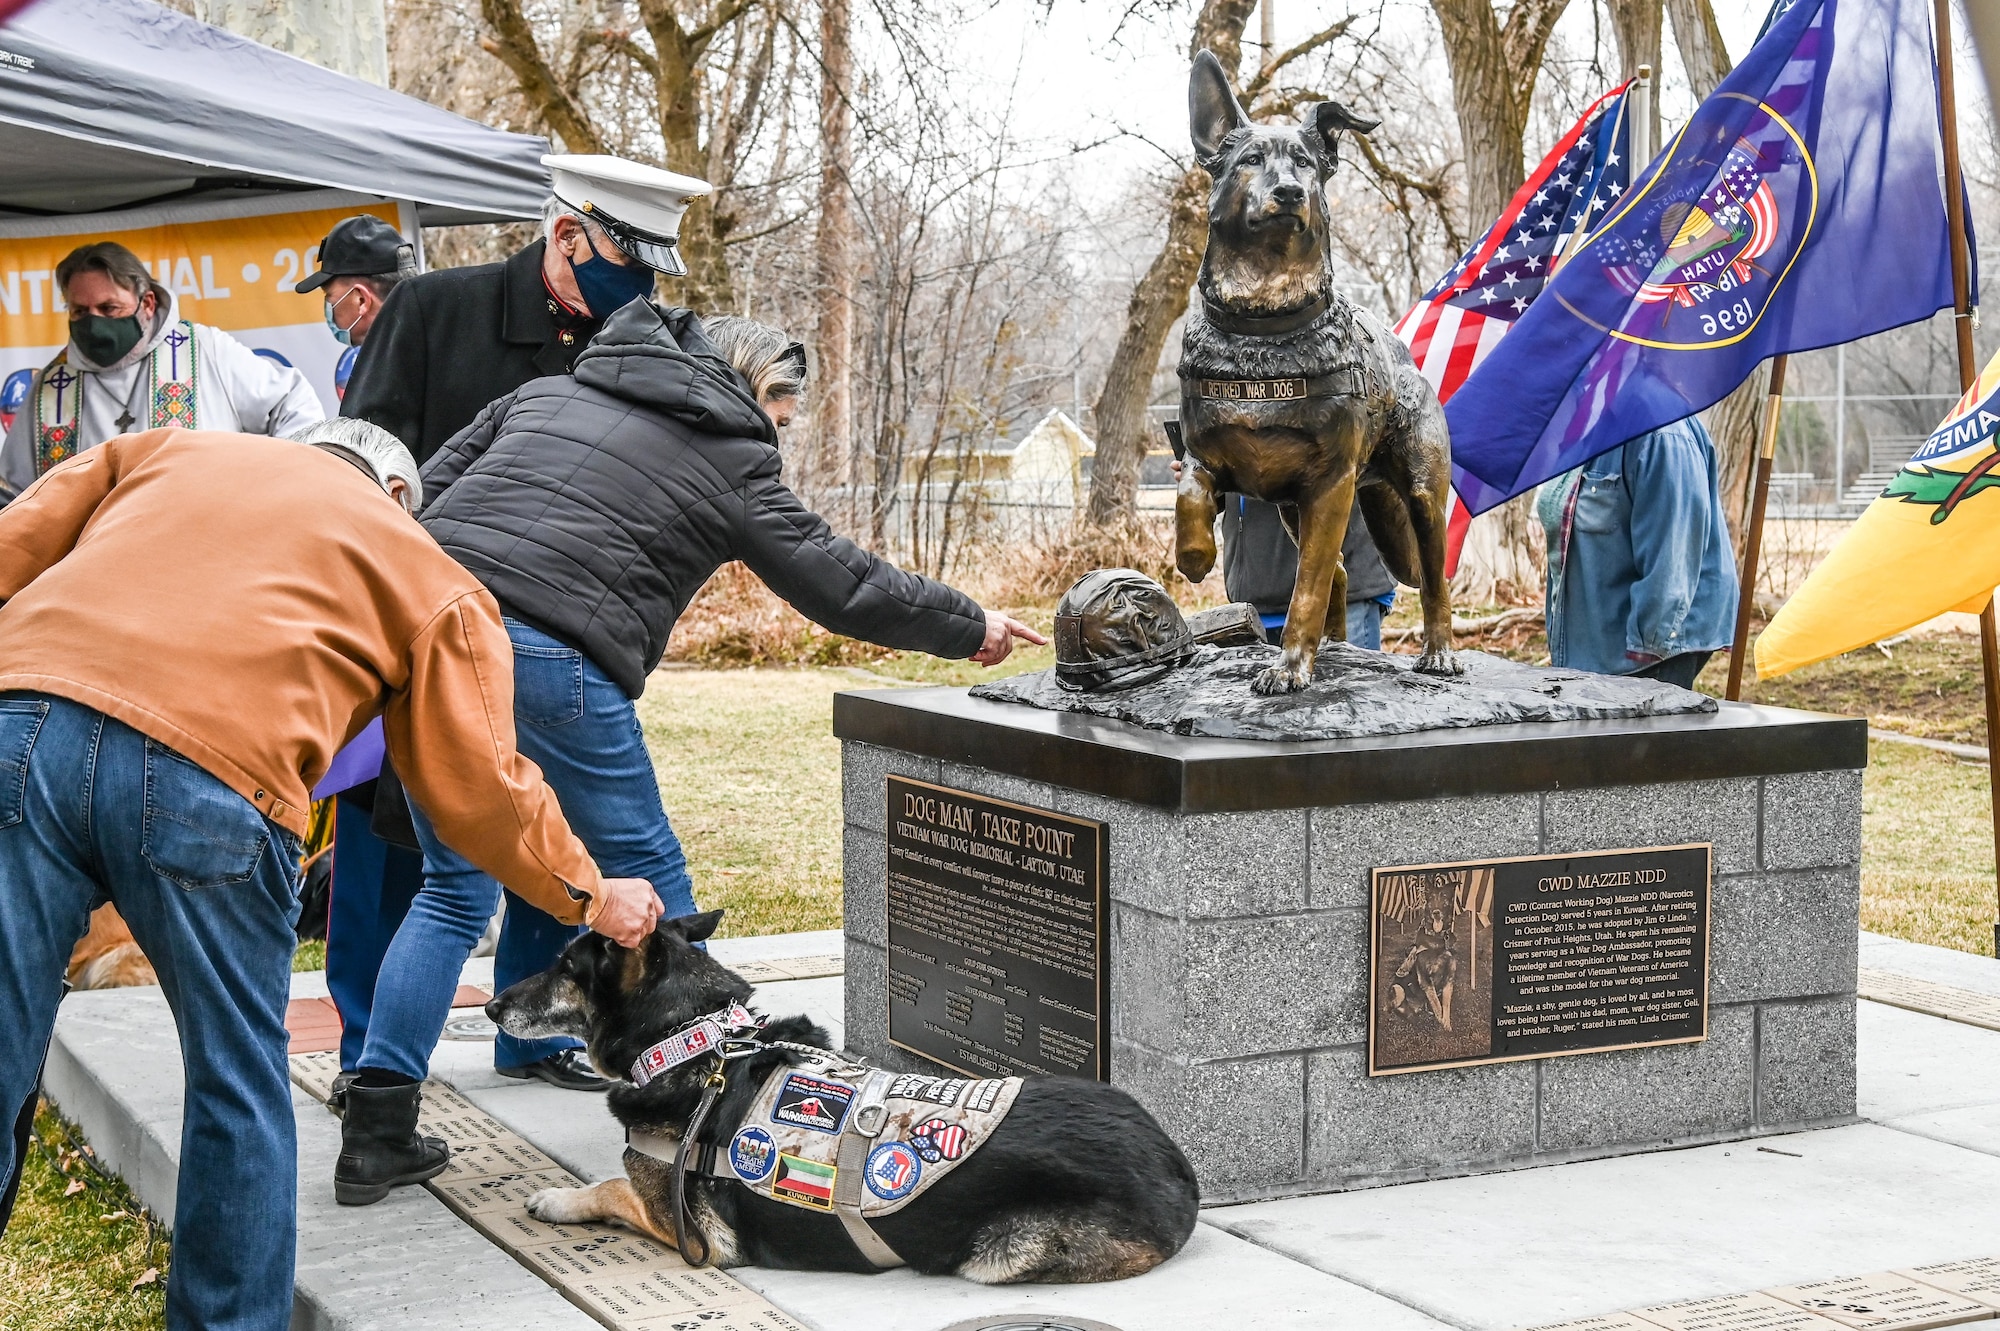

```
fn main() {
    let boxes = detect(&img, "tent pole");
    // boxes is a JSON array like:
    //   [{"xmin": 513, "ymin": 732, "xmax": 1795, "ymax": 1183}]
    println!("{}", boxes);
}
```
[
  {"xmin": 1726, "ymin": 355, "xmax": 1788, "ymax": 702},
  {"xmin": 1934, "ymin": 0, "xmax": 1993, "ymax": 954}
]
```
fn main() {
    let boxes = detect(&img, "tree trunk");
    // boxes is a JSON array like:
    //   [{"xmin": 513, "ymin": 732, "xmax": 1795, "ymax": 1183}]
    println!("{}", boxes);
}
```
[
  {"xmin": 197, "ymin": 0, "xmax": 387, "ymax": 83},
  {"xmin": 1607, "ymin": 0, "xmax": 1663, "ymax": 149},
  {"xmin": 1084, "ymin": 170, "xmax": 1210, "ymax": 525},
  {"xmin": 1664, "ymin": 0, "xmax": 1765, "ymax": 561},
  {"xmin": 1082, "ymin": 0, "xmax": 1257, "ymax": 526},
  {"xmin": 1430, "ymin": 2, "xmax": 1527, "ymax": 229},
  {"xmin": 1429, "ymin": 0, "xmax": 1573, "ymax": 232},
  {"xmin": 1665, "ymin": 0, "xmax": 1732, "ymax": 101},
  {"xmin": 816, "ymin": 0, "xmax": 855, "ymax": 519}
]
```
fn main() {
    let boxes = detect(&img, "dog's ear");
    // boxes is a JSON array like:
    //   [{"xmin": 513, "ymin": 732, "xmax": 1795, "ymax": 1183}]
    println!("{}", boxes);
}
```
[
  {"xmin": 1304, "ymin": 99, "xmax": 1379, "ymax": 169},
  {"xmin": 669, "ymin": 908, "xmax": 726, "ymax": 945},
  {"xmin": 1189, "ymin": 49, "xmax": 1249, "ymax": 171}
]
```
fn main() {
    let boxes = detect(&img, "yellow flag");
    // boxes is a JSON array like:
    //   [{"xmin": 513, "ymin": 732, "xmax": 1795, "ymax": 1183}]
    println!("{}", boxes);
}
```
[{"xmin": 1757, "ymin": 350, "xmax": 2000, "ymax": 678}]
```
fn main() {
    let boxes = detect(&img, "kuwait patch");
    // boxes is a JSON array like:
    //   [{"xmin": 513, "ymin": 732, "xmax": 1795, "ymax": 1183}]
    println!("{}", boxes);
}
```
[
  {"xmin": 772, "ymin": 1073, "xmax": 855, "ymax": 1135},
  {"xmin": 864, "ymin": 1141, "xmax": 922, "ymax": 1201},
  {"xmin": 908, "ymin": 1117, "xmax": 967, "ymax": 1163},
  {"xmin": 771, "ymin": 1153, "xmax": 837, "ymax": 1211},
  {"xmin": 729, "ymin": 1126, "xmax": 776, "ymax": 1182}
]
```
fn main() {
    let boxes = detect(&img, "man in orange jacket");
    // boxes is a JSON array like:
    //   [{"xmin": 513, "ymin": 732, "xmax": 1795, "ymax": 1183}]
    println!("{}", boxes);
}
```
[{"xmin": 0, "ymin": 421, "xmax": 660, "ymax": 1331}]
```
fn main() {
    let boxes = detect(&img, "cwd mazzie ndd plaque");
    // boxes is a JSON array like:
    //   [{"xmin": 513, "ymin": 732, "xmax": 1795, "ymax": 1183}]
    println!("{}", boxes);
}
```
[
  {"xmin": 884, "ymin": 776, "xmax": 1109, "ymax": 1080},
  {"xmin": 1369, "ymin": 844, "xmax": 1711, "ymax": 1076}
]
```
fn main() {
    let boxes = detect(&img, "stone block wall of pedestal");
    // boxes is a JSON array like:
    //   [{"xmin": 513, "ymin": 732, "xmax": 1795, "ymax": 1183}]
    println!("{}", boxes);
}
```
[{"xmin": 839, "ymin": 730, "xmax": 1861, "ymax": 1205}]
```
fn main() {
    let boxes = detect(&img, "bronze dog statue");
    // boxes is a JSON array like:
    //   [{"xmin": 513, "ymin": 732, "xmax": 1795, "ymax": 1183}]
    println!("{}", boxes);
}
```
[{"xmin": 1175, "ymin": 50, "xmax": 1459, "ymax": 694}]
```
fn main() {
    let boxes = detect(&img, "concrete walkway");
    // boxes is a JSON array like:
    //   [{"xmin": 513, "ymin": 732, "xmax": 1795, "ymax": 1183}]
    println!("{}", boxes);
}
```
[{"xmin": 42, "ymin": 929, "xmax": 2000, "ymax": 1331}]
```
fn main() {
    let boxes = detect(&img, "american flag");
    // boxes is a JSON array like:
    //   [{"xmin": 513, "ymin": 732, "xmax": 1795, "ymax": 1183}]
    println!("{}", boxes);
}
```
[{"xmin": 1392, "ymin": 83, "xmax": 1638, "ymax": 571}]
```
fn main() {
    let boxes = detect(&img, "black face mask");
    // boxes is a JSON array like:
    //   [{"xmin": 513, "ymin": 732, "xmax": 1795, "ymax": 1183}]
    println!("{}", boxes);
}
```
[{"xmin": 70, "ymin": 312, "xmax": 146, "ymax": 367}]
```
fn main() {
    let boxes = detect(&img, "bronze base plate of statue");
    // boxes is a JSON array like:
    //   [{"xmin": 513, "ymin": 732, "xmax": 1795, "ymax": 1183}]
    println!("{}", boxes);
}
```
[{"xmin": 972, "ymin": 639, "xmax": 1715, "ymax": 743}]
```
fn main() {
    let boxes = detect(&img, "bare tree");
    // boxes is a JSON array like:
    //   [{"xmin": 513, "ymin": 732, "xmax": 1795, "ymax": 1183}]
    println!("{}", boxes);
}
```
[
  {"xmin": 1428, "ymin": 0, "xmax": 1574, "ymax": 231},
  {"xmin": 1085, "ymin": 1, "xmax": 1358, "ymax": 525},
  {"xmin": 1606, "ymin": 0, "xmax": 1662, "ymax": 148},
  {"xmin": 1657, "ymin": 0, "xmax": 1773, "ymax": 554},
  {"xmin": 816, "ymin": 0, "xmax": 855, "ymax": 510},
  {"xmin": 475, "ymin": 0, "xmax": 778, "ymax": 309}
]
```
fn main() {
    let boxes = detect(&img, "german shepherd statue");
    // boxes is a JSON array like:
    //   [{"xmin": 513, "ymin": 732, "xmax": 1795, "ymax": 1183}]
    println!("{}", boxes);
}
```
[
  {"xmin": 1175, "ymin": 50, "xmax": 1459, "ymax": 693},
  {"xmin": 487, "ymin": 911, "xmax": 1200, "ymax": 1282}
]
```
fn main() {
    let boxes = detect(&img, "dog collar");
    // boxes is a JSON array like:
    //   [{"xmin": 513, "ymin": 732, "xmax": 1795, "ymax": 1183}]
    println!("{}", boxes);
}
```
[
  {"xmin": 629, "ymin": 1001, "xmax": 761, "ymax": 1087},
  {"xmin": 1200, "ymin": 291, "xmax": 1331, "ymax": 337}
]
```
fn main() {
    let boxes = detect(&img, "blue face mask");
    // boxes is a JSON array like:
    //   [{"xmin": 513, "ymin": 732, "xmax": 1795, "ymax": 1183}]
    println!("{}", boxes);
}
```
[
  {"xmin": 324, "ymin": 288, "xmax": 365, "ymax": 346},
  {"xmin": 567, "ymin": 229, "xmax": 657, "ymax": 317}
]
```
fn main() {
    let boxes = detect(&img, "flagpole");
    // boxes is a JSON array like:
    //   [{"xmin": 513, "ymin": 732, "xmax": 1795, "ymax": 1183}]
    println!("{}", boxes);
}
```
[
  {"xmin": 1725, "ymin": 355, "xmax": 1789, "ymax": 702},
  {"xmin": 1932, "ymin": 0, "xmax": 1999, "ymax": 957}
]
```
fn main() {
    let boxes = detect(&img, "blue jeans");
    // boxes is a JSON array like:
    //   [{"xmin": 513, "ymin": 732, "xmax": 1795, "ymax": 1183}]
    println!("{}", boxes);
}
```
[
  {"xmin": 358, "ymin": 620, "xmax": 697, "ymax": 1079},
  {"xmin": 0, "ymin": 695, "xmax": 300, "ymax": 1331},
  {"xmin": 1258, "ymin": 597, "xmax": 1387, "ymax": 650},
  {"xmin": 326, "ymin": 799, "xmax": 425, "ymax": 1070}
]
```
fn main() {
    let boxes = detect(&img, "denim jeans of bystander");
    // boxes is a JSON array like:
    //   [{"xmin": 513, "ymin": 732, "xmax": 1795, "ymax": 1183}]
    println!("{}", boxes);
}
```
[
  {"xmin": 0, "ymin": 693, "xmax": 301, "ymax": 1331},
  {"xmin": 357, "ymin": 619, "xmax": 698, "ymax": 1080}
]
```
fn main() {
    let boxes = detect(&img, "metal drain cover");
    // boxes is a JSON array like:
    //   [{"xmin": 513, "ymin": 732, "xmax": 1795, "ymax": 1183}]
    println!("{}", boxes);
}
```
[
  {"xmin": 441, "ymin": 1012, "xmax": 498, "ymax": 1041},
  {"xmin": 936, "ymin": 1311, "xmax": 1128, "ymax": 1319}
]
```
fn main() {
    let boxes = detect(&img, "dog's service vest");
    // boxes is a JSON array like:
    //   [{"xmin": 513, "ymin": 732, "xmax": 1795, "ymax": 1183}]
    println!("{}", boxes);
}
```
[{"xmin": 632, "ymin": 1058, "xmax": 1021, "ymax": 1269}]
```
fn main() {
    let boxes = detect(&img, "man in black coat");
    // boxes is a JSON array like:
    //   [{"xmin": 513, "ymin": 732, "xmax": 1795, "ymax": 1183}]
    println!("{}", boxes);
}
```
[{"xmin": 329, "ymin": 154, "xmax": 712, "ymax": 1096}]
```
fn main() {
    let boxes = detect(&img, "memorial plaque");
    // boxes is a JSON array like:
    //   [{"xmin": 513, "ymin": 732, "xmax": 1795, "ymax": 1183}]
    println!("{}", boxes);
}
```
[
  {"xmin": 1370, "ymin": 844, "xmax": 1710, "ymax": 1076},
  {"xmin": 884, "ymin": 776, "xmax": 1109, "ymax": 1079},
  {"xmin": 1900, "ymin": 1259, "xmax": 2000, "ymax": 1312},
  {"xmin": 1764, "ymin": 1270, "xmax": 1993, "ymax": 1329}
]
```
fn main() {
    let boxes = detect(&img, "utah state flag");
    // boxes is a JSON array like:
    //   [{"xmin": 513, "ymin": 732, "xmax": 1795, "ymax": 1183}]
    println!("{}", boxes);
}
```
[{"xmin": 1446, "ymin": 0, "xmax": 1961, "ymax": 515}]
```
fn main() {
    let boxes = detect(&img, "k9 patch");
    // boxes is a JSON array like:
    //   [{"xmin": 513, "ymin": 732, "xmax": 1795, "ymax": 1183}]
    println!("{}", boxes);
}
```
[
  {"xmin": 771, "ymin": 1153, "xmax": 837, "ymax": 1211},
  {"xmin": 772, "ymin": 1073, "xmax": 855, "ymax": 1135},
  {"xmin": 864, "ymin": 1141, "xmax": 922, "ymax": 1201},
  {"xmin": 729, "ymin": 1126, "xmax": 776, "ymax": 1182}
]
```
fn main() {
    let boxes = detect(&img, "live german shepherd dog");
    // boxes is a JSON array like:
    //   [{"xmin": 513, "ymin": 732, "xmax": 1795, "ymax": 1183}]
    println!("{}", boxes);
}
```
[
  {"xmin": 1176, "ymin": 50, "xmax": 1459, "ymax": 693},
  {"xmin": 486, "ymin": 911, "xmax": 1200, "ymax": 1282}
]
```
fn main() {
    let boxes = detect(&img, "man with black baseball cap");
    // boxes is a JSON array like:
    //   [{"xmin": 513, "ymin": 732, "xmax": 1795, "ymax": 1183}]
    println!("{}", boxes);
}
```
[{"xmin": 295, "ymin": 215, "xmax": 417, "ymax": 350}]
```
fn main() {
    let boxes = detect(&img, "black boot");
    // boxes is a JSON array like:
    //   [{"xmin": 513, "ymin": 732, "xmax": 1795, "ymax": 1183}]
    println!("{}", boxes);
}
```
[{"xmin": 334, "ymin": 1083, "xmax": 449, "ymax": 1206}]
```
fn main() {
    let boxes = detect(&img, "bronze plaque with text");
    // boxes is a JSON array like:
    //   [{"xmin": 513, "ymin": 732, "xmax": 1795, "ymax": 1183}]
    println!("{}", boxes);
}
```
[
  {"xmin": 884, "ymin": 776, "xmax": 1109, "ymax": 1080},
  {"xmin": 1369, "ymin": 844, "xmax": 1711, "ymax": 1076}
]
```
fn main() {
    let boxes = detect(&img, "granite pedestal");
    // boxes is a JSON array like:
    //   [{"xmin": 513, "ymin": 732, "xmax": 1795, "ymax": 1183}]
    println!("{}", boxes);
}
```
[{"xmin": 835, "ymin": 686, "xmax": 1865, "ymax": 1205}]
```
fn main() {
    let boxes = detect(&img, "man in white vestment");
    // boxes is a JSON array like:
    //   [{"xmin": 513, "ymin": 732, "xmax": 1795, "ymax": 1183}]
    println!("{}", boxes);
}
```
[{"xmin": 0, "ymin": 241, "xmax": 322, "ymax": 499}]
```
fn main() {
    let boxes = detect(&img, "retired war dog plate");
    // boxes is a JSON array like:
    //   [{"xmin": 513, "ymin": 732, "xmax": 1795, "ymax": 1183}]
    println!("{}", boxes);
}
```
[
  {"xmin": 884, "ymin": 777, "xmax": 1110, "ymax": 1080},
  {"xmin": 1368, "ymin": 845, "xmax": 1711, "ymax": 1076},
  {"xmin": 1199, "ymin": 376, "xmax": 1309, "ymax": 401}
]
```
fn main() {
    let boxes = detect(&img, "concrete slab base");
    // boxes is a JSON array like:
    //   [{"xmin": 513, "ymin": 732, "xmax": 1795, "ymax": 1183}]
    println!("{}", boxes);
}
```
[{"xmin": 39, "ymin": 929, "xmax": 2000, "ymax": 1331}]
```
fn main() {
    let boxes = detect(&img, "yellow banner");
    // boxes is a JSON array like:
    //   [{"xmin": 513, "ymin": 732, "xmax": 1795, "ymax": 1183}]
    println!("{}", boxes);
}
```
[
  {"xmin": 1756, "ymin": 349, "xmax": 2000, "ymax": 678},
  {"xmin": 0, "ymin": 200, "xmax": 403, "ymax": 346}
]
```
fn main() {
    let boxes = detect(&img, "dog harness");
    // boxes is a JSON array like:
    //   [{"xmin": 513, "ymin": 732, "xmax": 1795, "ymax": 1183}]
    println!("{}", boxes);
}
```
[{"xmin": 622, "ymin": 1006, "xmax": 1020, "ymax": 1271}]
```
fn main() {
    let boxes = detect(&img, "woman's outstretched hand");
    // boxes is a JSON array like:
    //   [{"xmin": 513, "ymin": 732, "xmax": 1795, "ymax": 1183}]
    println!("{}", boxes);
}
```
[{"xmin": 971, "ymin": 610, "xmax": 1048, "ymax": 666}]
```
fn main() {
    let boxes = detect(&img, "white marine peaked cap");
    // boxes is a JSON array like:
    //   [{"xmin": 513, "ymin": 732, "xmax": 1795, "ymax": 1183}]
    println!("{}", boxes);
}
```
[{"xmin": 544, "ymin": 153, "xmax": 713, "ymax": 277}]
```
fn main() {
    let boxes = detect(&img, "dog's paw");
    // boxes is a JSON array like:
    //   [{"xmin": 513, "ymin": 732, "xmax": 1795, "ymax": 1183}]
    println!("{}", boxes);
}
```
[
  {"xmin": 1414, "ymin": 648, "xmax": 1463, "ymax": 677},
  {"xmin": 1251, "ymin": 662, "xmax": 1311, "ymax": 695},
  {"xmin": 526, "ymin": 1186, "xmax": 596, "ymax": 1224}
]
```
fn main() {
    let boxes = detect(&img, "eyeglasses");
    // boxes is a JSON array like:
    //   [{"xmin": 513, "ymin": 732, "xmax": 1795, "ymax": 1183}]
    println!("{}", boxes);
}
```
[{"xmin": 780, "ymin": 342, "xmax": 807, "ymax": 377}]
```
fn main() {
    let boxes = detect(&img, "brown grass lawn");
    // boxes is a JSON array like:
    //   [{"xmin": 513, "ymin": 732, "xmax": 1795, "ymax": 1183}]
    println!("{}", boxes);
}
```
[{"xmin": 0, "ymin": 1104, "xmax": 169, "ymax": 1331}]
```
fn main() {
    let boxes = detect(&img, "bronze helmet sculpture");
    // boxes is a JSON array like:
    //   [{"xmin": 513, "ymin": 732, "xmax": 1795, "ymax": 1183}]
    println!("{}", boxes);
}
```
[{"xmin": 1053, "ymin": 569, "xmax": 1197, "ymax": 692}]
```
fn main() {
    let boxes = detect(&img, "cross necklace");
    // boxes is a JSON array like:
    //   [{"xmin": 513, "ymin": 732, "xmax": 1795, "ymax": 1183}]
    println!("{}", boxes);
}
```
[{"xmin": 99, "ymin": 365, "xmax": 149, "ymax": 433}]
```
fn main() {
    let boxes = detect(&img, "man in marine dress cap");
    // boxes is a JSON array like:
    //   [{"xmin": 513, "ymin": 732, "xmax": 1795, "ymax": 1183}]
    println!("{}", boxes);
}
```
[{"xmin": 327, "ymin": 156, "xmax": 711, "ymax": 1102}]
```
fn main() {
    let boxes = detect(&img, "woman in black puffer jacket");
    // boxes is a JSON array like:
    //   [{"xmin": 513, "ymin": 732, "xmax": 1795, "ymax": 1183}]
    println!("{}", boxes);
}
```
[{"xmin": 357, "ymin": 300, "xmax": 1040, "ymax": 1104}]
